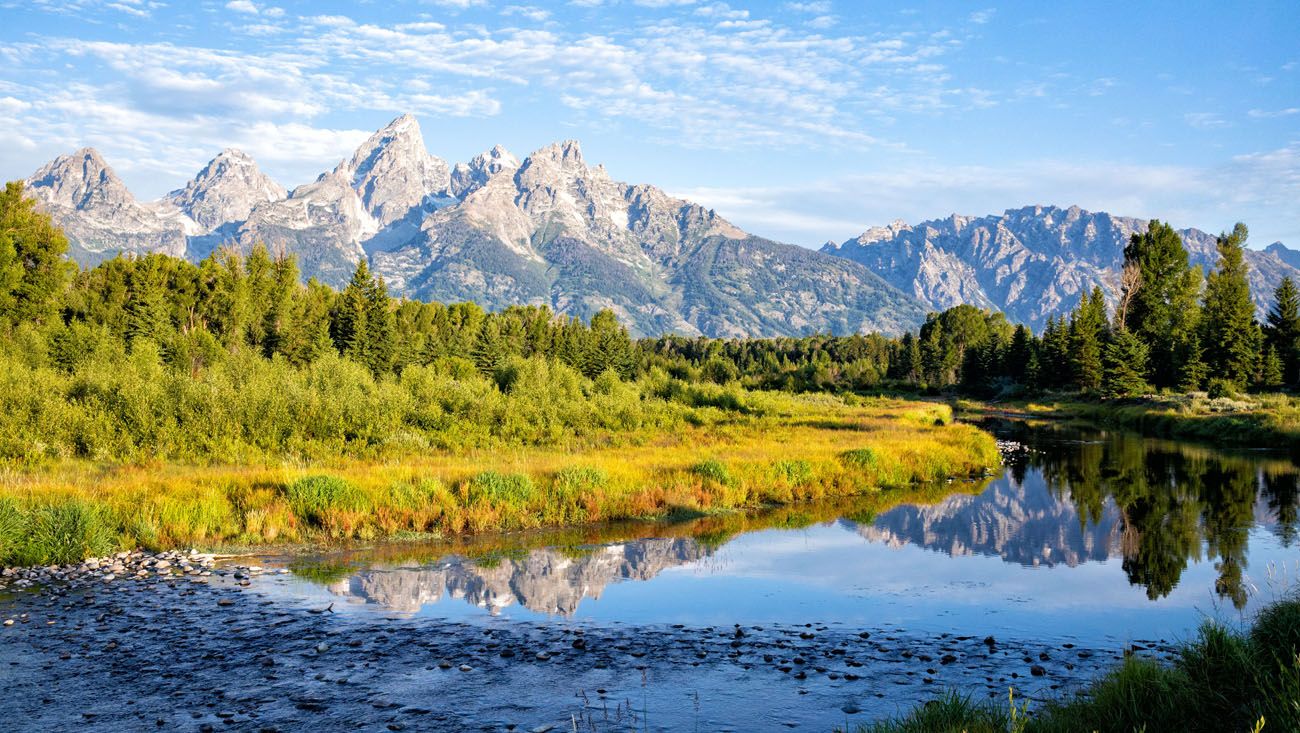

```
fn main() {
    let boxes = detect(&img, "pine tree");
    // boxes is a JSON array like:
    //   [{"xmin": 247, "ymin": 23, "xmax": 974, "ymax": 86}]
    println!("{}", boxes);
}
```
[
  {"xmin": 1122, "ymin": 221, "xmax": 1202, "ymax": 389},
  {"xmin": 1068, "ymin": 288, "xmax": 1108, "ymax": 392},
  {"xmin": 1265, "ymin": 276, "xmax": 1300, "ymax": 385},
  {"xmin": 125, "ymin": 260, "xmax": 172, "ymax": 346},
  {"xmin": 1261, "ymin": 345, "xmax": 1284, "ymax": 389},
  {"xmin": 363, "ymin": 272, "xmax": 395, "ymax": 373},
  {"xmin": 1201, "ymin": 223, "xmax": 1261, "ymax": 388},
  {"xmin": 1006, "ymin": 324, "xmax": 1033, "ymax": 383},
  {"xmin": 335, "ymin": 259, "xmax": 396, "ymax": 373},
  {"xmin": 1179, "ymin": 334, "xmax": 1209, "ymax": 392},
  {"xmin": 1103, "ymin": 327, "xmax": 1151, "ymax": 398}
]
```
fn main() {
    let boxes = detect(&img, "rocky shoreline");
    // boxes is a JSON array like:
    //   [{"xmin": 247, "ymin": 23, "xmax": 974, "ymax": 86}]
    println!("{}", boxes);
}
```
[{"xmin": 0, "ymin": 553, "xmax": 1170, "ymax": 732}]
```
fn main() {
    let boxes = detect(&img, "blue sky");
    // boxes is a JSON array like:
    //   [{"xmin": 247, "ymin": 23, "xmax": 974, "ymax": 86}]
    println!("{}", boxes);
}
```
[{"xmin": 1, "ymin": 0, "xmax": 1296, "ymax": 246}]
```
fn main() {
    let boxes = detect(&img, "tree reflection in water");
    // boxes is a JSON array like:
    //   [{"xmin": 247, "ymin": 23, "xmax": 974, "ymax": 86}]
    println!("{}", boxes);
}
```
[{"xmin": 995, "ymin": 419, "xmax": 1300, "ymax": 610}]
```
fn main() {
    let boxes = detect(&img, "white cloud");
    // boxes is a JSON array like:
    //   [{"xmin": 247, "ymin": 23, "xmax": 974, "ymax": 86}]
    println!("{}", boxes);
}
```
[
  {"xmin": 225, "ymin": 0, "xmax": 258, "ymax": 14},
  {"xmin": 1248, "ymin": 107, "xmax": 1300, "ymax": 118},
  {"xmin": 785, "ymin": 1, "xmax": 831, "ymax": 12},
  {"xmin": 1185, "ymin": 111, "xmax": 1230, "ymax": 129},
  {"xmin": 502, "ymin": 5, "xmax": 551, "ymax": 22},
  {"xmin": 968, "ymin": 8, "xmax": 996, "ymax": 24}
]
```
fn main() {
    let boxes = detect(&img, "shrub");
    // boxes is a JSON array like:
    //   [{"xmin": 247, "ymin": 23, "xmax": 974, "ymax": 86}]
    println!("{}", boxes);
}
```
[
  {"xmin": 772, "ymin": 459, "xmax": 814, "ymax": 486},
  {"xmin": 464, "ymin": 471, "xmax": 536, "ymax": 509},
  {"xmin": 283, "ymin": 475, "xmax": 368, "ymax": 526},
  {"xmin": 13, "ymin": 500, "xmax": 117, "ymax": 566},
  {"xmin": 841, "ymin": 448, "xmax": 878, "ymax": 468},
  {"xmin": 1207, "ymin": 377, "xmax": 1238, "ymax": 400},
  {"xmin": 552, "ymin": 466, "xmax": 608, "ymax": 496},
  {"xmin": 691, "ymin": 459, "xmax": 732, "ymax": 486}
]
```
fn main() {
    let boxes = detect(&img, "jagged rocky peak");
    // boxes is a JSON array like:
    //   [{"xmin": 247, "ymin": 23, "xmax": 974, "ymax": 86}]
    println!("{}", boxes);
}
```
[
  {"xmin": 166, "ymin": 148, "xmax": 286, "ymax": 230},
  {"xmin": 517, "ymin": 139, "xmax": 589, "ymax": 183},
  {"xmin": 450, "ymin": 144, "xmax": 520, "ymax": 198},
  {"xmin": 25, "ymin": 147, "xmax": 135, "ymax": 211},
  {"xmin": 845, "ymin": 219, "xmax": 911, "ymax": 247},
  {"xmin": 334, "ymin": 113, "xmax": 451, "ymax": 226}
]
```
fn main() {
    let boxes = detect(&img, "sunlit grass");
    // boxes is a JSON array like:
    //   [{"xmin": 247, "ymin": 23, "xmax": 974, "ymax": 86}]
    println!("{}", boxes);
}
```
[{"xmin": 0, "ymin": 395, "xmax": 999, "ymax": 565}]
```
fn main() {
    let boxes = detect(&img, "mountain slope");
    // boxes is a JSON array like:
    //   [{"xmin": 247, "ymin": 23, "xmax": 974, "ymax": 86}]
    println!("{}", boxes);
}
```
[
  {"xmin": 824, "ymin": 205, "xmax": 1300, "ymax": 328},
  {"xmin": 374, "ymin": 139, "xmax": 925, "ymax": 336},
  {"xmin": 20, "ymin": 115, "xmax": 925, "ymax": 337},
  {"xmin": 24, "ymin": 148, "xmax": 192, "ymax": 264}
]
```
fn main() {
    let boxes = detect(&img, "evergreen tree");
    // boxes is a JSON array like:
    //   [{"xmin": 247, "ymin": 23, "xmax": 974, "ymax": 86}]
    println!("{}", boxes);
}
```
[
  {"xmin": 1123, "ymin": 221, "xmax": 1202, "ymax": 388},
  {"xmin": 1265, "ymin": 276, "xmax": 1300, "ymax": 385},
  {"xmin": 1201, "ymin": 223, "xmax": 1261, "ymax": 388},
  {"xmin": 1103, "ymin": 327, "xmax": 1151, "ymax": 398},
  {"xmin": 1068, "ymin": 288, "xmax": 1108, "ymax": 391},
  {"xmin": 1179, "ymin": 334, "xmax": 1209, "ymax": 392},
  {"xmin": 125, "ymin": 259, "xmax": 173, "ymax": 346},
  {"xmin": 363, "ymin": 271, "xmax": 395, "ymax": 373},
  {"xmin": 1038, "ymin": 315, "xmax": 1072, "ymax": 389},
  {"xmin": 1261, "ymin": 345, "xmax": 1284, "ymax": 389},
  {"xmin": 1006, "ymin": 324, "xmax": 1033, "ymax": 384}
]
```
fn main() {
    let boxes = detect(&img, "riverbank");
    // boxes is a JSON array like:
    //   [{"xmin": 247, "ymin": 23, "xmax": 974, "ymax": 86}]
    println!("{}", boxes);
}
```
[
  {"xmin": 0, "ymin": 395, "xmax": 1000, "ymax": 567},
  {"xmin": 955, "ymin": 392, "xmax": 1300, "ymax": 452},
  {"xmin": 856, "ymin": 594, "xmax": 1300, "ymax": 733}
]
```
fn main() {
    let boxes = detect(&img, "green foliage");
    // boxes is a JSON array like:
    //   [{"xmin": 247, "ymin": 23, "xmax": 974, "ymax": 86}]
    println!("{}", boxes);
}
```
[
  {"xmin": 464, "ymin": 471, "xmax": 536, "ymax": 508},
  {"xmin": 1266, "ymin": 275, "xmax": 1300, "ymax": 385},
  {"xmin": 284, "ymin": 475, "xmax": 368, "ymax": 525},
  {"xmin": 1202, "ymin": 223, "xmax": 1262, "ymax": 389},
  {"xmin": 1102, "ymin": 327, "xmax": 1151, "ymax": 399},
  {"xmin": 840, "ymin": 448, "xmax": 878, "ymax": 467},
  {"xmin": 7, "ymin": 500, "xmax": 117, "ymax": 566},
  {"xmin": 772, "ymin": 459, "xmax": 814, "ymax": 486},
  {"xmin": 0, "ymin": 181, "xmax": 73, "ymax": 329},
  {"xmin": 1123, "ymin": 221, "xmax": 1202, "ymax": 389},
  {"xmin": 690, "ymin": 458, "xmax": 732, "ymax": 485},
  {"xmin": 862, "ymin": 597, "xmax": 1300, "ymax": 733},
  {"xmin": 858, "ymin": 691, "xmax": 1010, "ymax": 733},
  {"xmin": 1068, "ymin": 287, "xmax": 1108, "ymax": 392}
]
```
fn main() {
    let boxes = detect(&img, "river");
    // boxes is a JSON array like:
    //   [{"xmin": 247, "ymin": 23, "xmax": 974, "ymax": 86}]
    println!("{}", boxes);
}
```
[{"xmin": 3, "ymin": 419, "xmax": 1297, "ymax": 731}]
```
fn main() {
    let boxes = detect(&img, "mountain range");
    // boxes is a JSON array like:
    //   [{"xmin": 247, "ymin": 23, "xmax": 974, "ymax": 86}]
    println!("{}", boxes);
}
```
[
  {"xmin": 20, "ymin": 113, "xmax": 1299, "ymax": 336},
  {"xmin": 823, "ymin": 206, "xmax": 1300, "ymax": 328},
  {"xmin": 21, "ymin": 114, "xmax": 921, "ymax": 338}
]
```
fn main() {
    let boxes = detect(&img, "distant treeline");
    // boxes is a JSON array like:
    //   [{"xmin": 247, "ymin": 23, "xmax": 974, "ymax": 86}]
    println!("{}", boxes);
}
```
[
  {"xmin": 2, "ymin": 178, "xmax": 1291, "ymax": 417},
  {"xmin": 648, "ymin": 220, "xmax": 1296, "ymax": 399}
]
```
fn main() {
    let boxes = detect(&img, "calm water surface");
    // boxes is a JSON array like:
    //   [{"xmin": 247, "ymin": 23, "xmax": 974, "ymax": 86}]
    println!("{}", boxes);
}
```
[
  {"xmin": 274, "ymin": 419, "xmax": 1300, "ymax": 646},
  {"xmin": 10, "ymin": 419, "xmax": 1300, "ymax": 732}
]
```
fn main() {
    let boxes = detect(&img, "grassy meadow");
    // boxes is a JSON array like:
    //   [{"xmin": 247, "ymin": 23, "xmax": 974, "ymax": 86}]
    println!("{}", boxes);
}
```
[{"xmin": 0, "ymin": 387, "xmax": 999, "ymax": 566}]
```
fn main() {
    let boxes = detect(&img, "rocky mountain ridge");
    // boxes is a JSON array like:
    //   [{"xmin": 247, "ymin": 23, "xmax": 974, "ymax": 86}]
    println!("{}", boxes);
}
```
[
  {"xmin": 823, "ymin": 205, "xmax": 1299, "ymax": 327},
  {"xmin": 23, "ymin": 114, "xmax": 923, "ymax": 337}
]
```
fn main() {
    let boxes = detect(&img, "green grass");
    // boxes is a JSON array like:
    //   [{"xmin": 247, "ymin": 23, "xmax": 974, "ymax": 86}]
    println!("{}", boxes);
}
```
[
  {"xmin": 857, "ymin": 596, "xmax": 1300, "ymax": 733},
  {"xmin": 2, "ymin": 498, "xmax": 116, "ymax": 566},
  {"xmin": 0, "ymin": 395, "xmax": 1000, "ymax": 566}
]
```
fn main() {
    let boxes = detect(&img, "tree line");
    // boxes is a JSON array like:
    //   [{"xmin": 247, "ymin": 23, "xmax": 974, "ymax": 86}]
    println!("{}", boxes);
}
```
[
  {"xmin": 649, "ymin": 220, "xmax": 1293, "ymax": 399},
  {"xmin": 2, "ymin": 179, "xmax": 1290, "ymax": 402}
]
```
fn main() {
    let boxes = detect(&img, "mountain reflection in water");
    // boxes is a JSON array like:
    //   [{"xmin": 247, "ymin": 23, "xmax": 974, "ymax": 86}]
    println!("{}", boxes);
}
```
[
  {"xmin": 327, "ymin": 538, "xmax": 708, "ymax": 615},
  {"xmin": 294, "ymin": 420, "xmax": 1298, "ymax": 620}
]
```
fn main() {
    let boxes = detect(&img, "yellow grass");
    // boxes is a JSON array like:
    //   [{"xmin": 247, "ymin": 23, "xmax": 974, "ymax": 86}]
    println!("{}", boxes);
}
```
[{"xmin": 0, "ymin": 395, "xmax": 1000, "ymax": 564}]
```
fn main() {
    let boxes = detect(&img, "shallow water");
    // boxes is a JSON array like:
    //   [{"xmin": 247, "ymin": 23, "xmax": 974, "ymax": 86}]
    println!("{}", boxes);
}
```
[
  {"xmin": 277, "ymin": 419, "xmax": 1300, "ymax": 644},
  {"xmin": 5, "ymin": 419, "xmax": 1298, "ymax": 731}
]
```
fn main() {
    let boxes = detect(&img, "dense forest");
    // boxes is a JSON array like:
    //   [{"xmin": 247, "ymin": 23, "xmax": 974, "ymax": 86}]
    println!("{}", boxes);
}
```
[{"xmin": 0, "ymin": 178, "xmax": 1290, "ymax": 462}]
